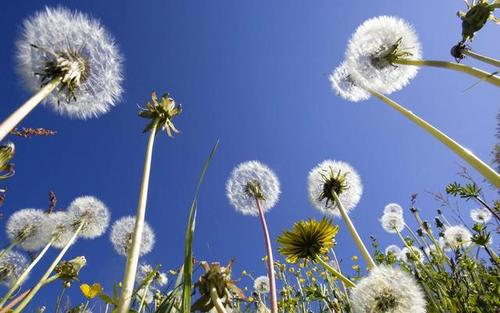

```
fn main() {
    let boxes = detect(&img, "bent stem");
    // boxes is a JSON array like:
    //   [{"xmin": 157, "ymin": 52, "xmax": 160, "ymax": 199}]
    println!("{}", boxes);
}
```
[
  {"xmin": 209, "ymin": 284, "xmax": 227, "ymax": 313},
  {"xmin": 0, "ymin": 237, "xmax": 55, "ymax": 308},
  {"xmin": 117, "ymin": 123, "xmax": 158, "ymax": 313},
  {"xmin": 393, "ymin": 59, "xmax": 500, "ymax": 87},
  {"xmin": 254, "ymin": 198, "xmax": 278, "ymax": 313},
  {"xmin": 330, "ymin": 190, "xmax": 376, "ymax": 269},
  {"xmin": 462, "ymin": 49, "xmax": 500, "ymax": 68},
  {"xmin": 0, "ymin": 78, "xmax": 61, "ymax": 142},
  {"xmin": 368, "ymin": 89, "xmax": 500, "ymax": 188},
  {"xmin": 12, "ymin": 222, "xmax": 84, "ymax": 313},
  {"xmin": 315, "ymin": 256, "xmax": 355, "ymax": 288}
]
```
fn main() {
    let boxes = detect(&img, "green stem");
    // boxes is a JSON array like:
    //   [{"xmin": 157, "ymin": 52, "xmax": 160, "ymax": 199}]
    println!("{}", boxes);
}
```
[
  {"xmin": 55, "ymin": 286, "xmax": 67, "ymax": 313},
  {"xmin": 209, "ymin": 285, "xmax": 227, "ymax": 313},
  {"xmin": 330, "ymin": 190, "xmax": 376, "ymax": 269},
  {"xmin": 315, "ymin": 256, "xmax": 355, "ymax": 288},
  {"xmin": 368, "ymin": 89, "xmax": 500, "ymax": 188},
  {"xmin": 331, "ymin": 249, "xmax": 350, "ymax": 305},
  {"xmin": 137, "ymin": 280, "xmax": 152, "ymax": 313},
  {"xmin": 393, "ymin": 58, "xmax": 500, "ymax": 87},
  {"xmin": 462, "ymin": 49, "xmax": 500, "ymax": 68}
]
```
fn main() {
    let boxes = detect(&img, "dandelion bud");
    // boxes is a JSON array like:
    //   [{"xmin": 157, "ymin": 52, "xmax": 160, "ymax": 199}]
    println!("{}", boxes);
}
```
[{"xmin": 54, "ymin": 256, "xmax": 87, "ymax": 283}]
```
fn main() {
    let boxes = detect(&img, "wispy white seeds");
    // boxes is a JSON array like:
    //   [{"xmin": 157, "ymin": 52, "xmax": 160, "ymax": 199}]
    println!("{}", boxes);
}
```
[
  {"xmin": 384, "ymin": 244, "xmax": 401, "ymax": 258},
  {"xmin": 110, "ymin": 216, "xmax": 155, "ymax": 257},
  {"xmin": 226, "ymin": 161, "xmax": 281, "ymax": 216},
  {"xmin": 44, "ymin": 211, "xmax": 74, "ymax": 249},
  {"xmin": 399, "ymin": 246, "xmax": 424, "ymax": 263},
  {"xmin": 350, "ymin": 266, "xmax": 426, "ymax": 313},
  {"xmin": 470, "ymin": 207, "xmax": 492, "ymax": 224},
  {"xmin": 0, "ymin": 250, "xmax": 29, "ymax": 287},
  {"xmin": 443, "ymin": 225, "xmax": 472, "ymax": 249},
  {"xmin": 383, "ymin": 203, "xmax": 404, "ymax": 216},
  {"xmin": 67, "ymin": 196, "xmax": 110, "ymax": 239},
  {"xmin": 16, "ymin": 6, "xmax": 123, "ymax": 119},
  {"xmin": 329, "ymin": 63, "xmax": 371, "ymax": 102},
  {"xmin": 136, "ymin": 287, "xmax": 154, "ymax": 304},
  {"xmin": 6, "ymin": 209, "xmax": 49, "ymax": 251},
  {"xmin": 254, "ymin": 275, "xmax": 270, "ymax": 294},
  {"xmin": 380, "ymin": 212, "xmax": 405, "ymax": 234}
]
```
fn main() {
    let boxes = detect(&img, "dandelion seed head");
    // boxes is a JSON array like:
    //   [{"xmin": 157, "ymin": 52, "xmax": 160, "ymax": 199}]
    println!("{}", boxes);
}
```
[
  {"xmin": 350, "ymin": 266, "xmax": 426, "ymax": 313},
  {"xmin": 44, "ymin": 211, "xmax": 74, "ymax": 249},
  {"xmin": 443, "ymin": 225, "xmax": 472, "ymax": 249},
  {"xmin": 67, "ymin": 196, "xmax": 110, "ymax": 239},
  {"xmin": 470, "ymin": 207, "xmax": 492, "ymax": 224},
  {"xmin": 136, "ymin": 287, "xmax": 154, "ymax": 304},
  {"xmin": 345, "ymin": 16, "xmax": 421, "ymax": 94},
  {"xmin": 226, "ymin": 161, "xmax": 281, "ymax": 216},
  {"xmin": 380, "ymin": 212, "xmax": 405, "ymax": 234},
  {"xmin": 254, "ymin": 275, "xmax": 270, "ymax": 294},
  {"xmin": 384, "ymin": 245, "xmax": 401, "ymax": 258},
  {"xmin": 308, "ymin": 160, "xmax": 362, "ymax": 217},
  {"xmin": 383, "ymin": 203, "xmax": 403, "ymax": 216},
  {"xmin": 329, "ymin": 63, "xmax": 371, "ymax": 102},
  {"xmin": 16, "ymin": 6, "xmax": 123, "ymax": 119},
  {"xmin": 0, "ymin": 250, "xmax": 29, "ymax": 287},
  {"xmin": 399, "ymin": 246, "xmax": 424, "ymax": 263},
  {"xmin": 110, "ymin": 216, "xmax": 155, "ymax": 257},
  {"xmin": 6, "ymin": 209, "xmax": 49, "ymax": 251}
]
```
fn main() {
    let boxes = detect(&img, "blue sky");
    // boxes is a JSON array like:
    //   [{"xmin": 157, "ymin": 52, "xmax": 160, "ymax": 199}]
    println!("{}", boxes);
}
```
[{"xmin": 0, "ymin": 0, "xmax": 498, "ymax": 311}]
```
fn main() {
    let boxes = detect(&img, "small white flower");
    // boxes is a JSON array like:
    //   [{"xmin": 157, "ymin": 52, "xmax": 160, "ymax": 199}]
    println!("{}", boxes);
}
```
[
  {"xmin": 350, "ymin": 266, "xmax": 426, "ymax": 313},
  {"xmin": 399, "ymin": 246, "xmax": 423, "ymax": 263},
  {"xmin": 329, "ymin": 62, "xmax": 371, "ymax": 102},
  {"xmin": 383, "ymin": 203, "xmax": 403, "ymax": 216},
  {"xmin": 254, "ymin": 275, "xmax": 270, "ymax": 294},
  {"xmin": 470, "ymin": 207, "xmax": 492, "ymax": 224},
  {"xmin": 443, "ymin": 225, "xmax": 472, "ymax": 249},
  {"xmin": 384, "ymin": 245, "xmax": 401, "ymax": 258},
  {"xmin": 380, "ymin": 212, "xmax": 405, "ymax": 234},
  {"xmin": 67, "ymin": 196, "xmax": 110, "ymax": 239},
  {"xmin": 308, "ymin": 160, "xmax": 363, "ymax": 217},
  {"xmin": 345, "ymin": 16, "xmax": 422, "ymax": 95},
  {"xmin": 110, "ymin": 216, "xmax": 155, "ymax": 257},
  {"xmin": 0, "ymin": 250, "xmax": 29, "ymax": 287},
  {"xmin": 226, "ymin": 161, "xmax": 281, "ymax": 216},
  {"xmin": 6, "ymin": 209, "xmax": 49, "ymax": 251}
]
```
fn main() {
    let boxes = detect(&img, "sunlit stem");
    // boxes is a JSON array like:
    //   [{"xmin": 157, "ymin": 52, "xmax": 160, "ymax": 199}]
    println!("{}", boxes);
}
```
[
  {"xmin": 404, "ymin": 224, "xmax": 428, "ymax": 250},
  {"xmin": 461, "ymin": 49, "xmax": 500, "ymax": 68},
  {"xmin": 330, "ymin": 190, "xmax": 376, "ymax": 269},
  {"xmin": 315, "ymin": 256, "xmax": 355, "ymax": 288},
  {"xmin": 0, "ymin": 237, "xmax": 55, "ymax": 308},
  {"xmin": 12, "ymin": 222, "xmax": 84, "ymax": 313},
  {"xmin": 209, "ymin": 284, "xmax": 227, "ymax": 313},
  {"xmin": 393, "ymin": 58, "xmax": 500, "ymax": 87},
  {"xmin": 117, "ymin": 123, "xmax": 158, "ymax": 313},
  {"xmin": 331, "ymin": 249, "xmax": 351, "ymax": 303},
  {"xmin": 254, "ymin": 198, "xmax": 278, "ymax": 313},
  {"xmin": 0, "ymin": 78, "xmax": 61, "ymax": 142},
  {"xmin": 368, "ymin": 88, "xmax": 500, "ymax": 188},
  {"xmin": 0, "ymin": 289, "xmax": 30, "ymax": 313},
  {"xmin": 137, "ymin": 280, "xmax": 153, "ymax": 313}
]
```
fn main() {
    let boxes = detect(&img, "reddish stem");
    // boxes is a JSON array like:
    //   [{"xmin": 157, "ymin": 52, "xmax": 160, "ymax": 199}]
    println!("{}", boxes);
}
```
[{"xmin": 0, "ymin": 289, "xmax": 30, "ymax": 313}]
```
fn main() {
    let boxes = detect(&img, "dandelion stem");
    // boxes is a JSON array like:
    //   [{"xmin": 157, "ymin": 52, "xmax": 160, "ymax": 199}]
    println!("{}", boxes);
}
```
[
  {"xmin": 461, "ymin": 49, "xmax": 500, "ymax": 68},
  {"xmin": 117, "ymin": 123, "xmax": 158, "ymax": 313},
  {"xmin": 255, "ymin": 198, "xmax": 278, "ymax": 313},
  {"xmin": 315, "ymin": 256, "xmax": 355, "ymax": 288},
  {"xmin": 137, "ymin": 279, "xmax": 152, "ymax": 313},
  {"xmin": 368, "ymin": 89, "xmax": 500, "ymax": 188},
  {"xmin": 0, "ymin": 289, "xmax": 30, "ymax": 313},
  {"xmin": 0, "ymin": 237, "xmax": 55, "ymax": 308},
  {"xmin": 209, "ymin": 284, "xmax": 227, "ymax": 313},
  {"xmin": 330, "ymin": 190, "xmax": 376, "ymax": 269},
  {"xmin": 12, "ymin": 222, "xmax": 84, "ymax": 313},
  {"xmin": 0, "ymin": 77, "xmax": 60, "ymax": 142},
  {"xmin": 55, "ymin": 285, "xmax": 67, "ymax": 313},
  {"xmin": 393, "ymin": 59, "xmax": 500, "ymax": 87}
]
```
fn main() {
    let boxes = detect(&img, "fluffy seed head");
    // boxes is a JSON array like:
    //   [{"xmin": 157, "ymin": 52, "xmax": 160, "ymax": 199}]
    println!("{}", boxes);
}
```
[
  {"xmin": 350, "ymin": 266, "xmax": 426, "ymax": 313},
  {"xmin": 226, "ymin": 161, "xmax": 281, "ymax": 216},
  {"xmin": 308, "ymin": 160, "xmax": 363, "ymax": 217},
  {"xmin": 136, "ymin": 287, "xmax": 154, "ymax": 304},
  {"xmin": 110, "ymin": 216, "xmax": 155, "ymax": 257},
  {"xmin": 384, "ymin": 245, "xmax": 401, "ymax": 258},
  {"xmin": 399, "ymin": 246, "xmax": 424, "ymax": 263},
  {"xmin": 67, "ymin": 196, "xmax": 110, "ymax": 239},
  {"xmin": 470, "ymin": 207, "xmax": 492, "ymax": 224},
  {"xmin": 380, "ymin": 212, "xmax": 405, "ymax": 234},
  {"xmin": 6, "ymin": 209, "xmax": 50, "ymax": 251},
  {"xmin": 345, "ymin": 16, "xmax": 422, "ymax": 94},
  {"xmin": 0, "ymin": 250, "xmax": 29, "ymax": 287},
  {"xmin": 16, "ymin": 6, "xmax": 123, "ymax": 119},
  {"xmin": 254, "ymin": 276, "xmax": 270, "ymax": 294},
  {"xmin": 329, "ymin": 62, "xmax": 371, "ymax": 102},
  {"xmin": 383, "ymin": 203, "xmax": 403, "ymax": 216},
  {"xmin": 443, "ymin": 225, "xmax": 472, "ymax": 249},
  {"xmin": 44, "ymin": 211, "xmax": 74, "ymax": 249}
]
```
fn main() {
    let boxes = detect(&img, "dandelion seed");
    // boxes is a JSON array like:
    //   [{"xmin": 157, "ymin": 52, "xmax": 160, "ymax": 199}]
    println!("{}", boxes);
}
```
[
  {"xmin": 384, "ymin": 245, "xmax": 401, "ymax": 258},
  {"xmin": 329, "ymin": 62, "xmax": 371, "ymax": 102},
  {"xmin": 350, "ymin": 266, "xmax": 426, "ymax": 313},
  {"xmin": 43, "ymin": 211, "xmax": 73, "ymax": 249},
  {"xmin": 110, "ymin": 216, "xmax": 155, "ymax": 257},
  {"xmin": 6, "ymin": 209, "xmax": 49, "ymax": 251},
  {"xmin": 0, "ymin": 250, "xmax": 29, "ymax": 287},
  {"xmin": 383, "ymin": 203, "xmax": 403, "ymax": 216},
  {"xmin": 399, "ymin": 246, "xmax": 424, "ymax": 263},
  {"xmin": 380, "ymin": 212, "xmax": 405, "ymax": 234},
  {"xmin": 470, "ymin": 207, "xmax": 492, "ymax": 224},
  {"xmin": 253, "ymin": 276, "xmax": 270, "ymax": 294},
  {"xmin": 67, "ymin": 196, "xmax": 110, "ymax": 239},
  {"xmin": 443, "ymin": 225, "xmax": 472, "ymax": 249}
]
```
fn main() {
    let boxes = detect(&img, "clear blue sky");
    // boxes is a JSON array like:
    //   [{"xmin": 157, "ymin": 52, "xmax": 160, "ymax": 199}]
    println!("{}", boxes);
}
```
[{"xmin": 0, "ymin": 0, "xmax": 498, "ymax": 311}]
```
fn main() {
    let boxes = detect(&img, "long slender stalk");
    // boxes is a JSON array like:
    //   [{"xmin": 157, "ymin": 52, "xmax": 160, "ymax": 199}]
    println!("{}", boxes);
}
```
[
  {"xmin": 0, "ymin": 78, "xmax": 60, "ymax": 142},
  {"xmin": 461, "ymin": 49, "xmax": 500, "ymax": 68},
  {"xmin": 209, "ymin": 285, "xmax": 227, "ymax": 313},
  {"xmin": 116, "ymin": 124, "xmax": 157, "ymax": 313},
  {"xmin": 330, "ymin": 190, "xmax": 376, "ymax": 269},
  {"xmin": 0, "ymin": 289, "xmax": 30, "ymax": 313},
  {"xmin": 331, "ymin": 249, "xmax": 351, "ymax": 304},
  {"xmin": 0, "ymin": 237, "xmax": 55, "ymax": 308},
  {"xmin": 315, "ymin": 256, "xmax": 355, "ymax": 288},
  {"xmin": 255, "ymin": 198, "xmax": 278, "ymax": 313},
  {"xmin": 368, "ymin": 89, "xmax": 500, "ymax": 188},
  {"xmin": 54, "ymin": 286, "xmax": 67, "ymax": 313},
  {"xmin": 393, "ymin": 59, "xmax": 500, "ymax": 87},
  {"xmin": 12, "ymin": 222, "xmax": 84, "ymax": 313},
  {"xmin": 137, "ymin": 280, "xmax": 152, "ymax": 313}
]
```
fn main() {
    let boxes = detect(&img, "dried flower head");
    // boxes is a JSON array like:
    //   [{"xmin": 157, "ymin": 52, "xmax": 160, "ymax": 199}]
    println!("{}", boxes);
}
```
[
  {"xmin": 380, "ymin": 212, "xmax": 405, "ymax": 234},
  {"xmin": 6, "ymin": 208, "xmax": 49, "ymax": 251},
  {"xmin": 253, "ymin": 276, "xmax": 270, "ymax": 294},
  {"xmin": 110, "ymin": 216, "xmax": 155, "ymax": 257},
  {"xmin": 0, "ymin": 250, "xmax": 29, "ymax": 287},
  {"xmin": 457, "ymin": 0, "xmax": 499, "ymax": 41},
  {"xmin": 16, "ymin": 7, "xmax": 123, "ymax": 119},
  {"xmin": 384, "ymin": 245, "xmax": 401, "ymax": 257},
  {"xmin": 470, "ymin": 207, "xmax": 492, "ymax": 224},
  {"xmin": 399, "ymin": 246, "xmax": 424, "ymax": 263},
  {"xmin": 443, "ymin": 225, "xmax": 472, "ymax": 249},
  {"xmin": 277, "ymin": 218, "xmax": 339, "ymax": 263},
  {"xmin": 0, "ymin": 142, "xmax": 15, "ymax": 180},
  {"xmin": 383, "ymin": 203, "xmax": 403, "ymax": 216},
  {"xmin": 67, "ymin": 196, "xmax": 110, "ymax": 239},
  {"xmin": 54, "ymin": 256, "xmax": 87, "ymax": 285},
  {"xmin": 350, "ymin": 266, "xmax": 426, "ymax": 313},
  {"xmin": 330, "ymin": 62, "xmax": 371, "ymax": 102},
  {"xmin": 139, "ymin": 91, "xmax": 182, "ymax": 136},
  {"xmin": 308, "ymin": 160, "xmax": 362, "ymax": 217},
  {"xmin": 226, "ymin": 161, "xmax": 281, "ymax": 216},
  {"xmin": 345, "ymin": 16, "xmax": 421, "ymax": 94}
]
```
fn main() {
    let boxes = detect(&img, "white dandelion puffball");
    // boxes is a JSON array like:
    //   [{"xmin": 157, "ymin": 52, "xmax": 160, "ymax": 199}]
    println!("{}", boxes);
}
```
[
  {"xmin": 380, "ymin": 212, "xmax": 405, "ymax": 234},
  {"xmin": 443, "ymin": 225, "xmax": 472, "ymax": 249},
  {"xmin": 329, "ymin": 62, "xmax": 371, "ymax": 102},
  {"xmin": 226, "ymin": 161, "xmax": 281, "ymax": 216},
  {"xmin": 308, "ymin": 160, "xmax": 363, "ymax": 217},
  {"xmin": 350, "ymin": 266, "xmax": 426, "ymax": 313},
  {"xmin": 6, "ymin": 209, "xmax": 50, "ymax": 251},
  {"xmin": 470, "ymin": 208, "xmax": 492, "ymax": 224},
  {"xmin": 110, "ymin": 216, "xmax": 155, "ymax": 257},
  {"xmin": 384, "ymin": 245, "xmax": 401, "ymax": 257},
  {"xmin": 345, "ymin": 16, "xmax": 422, "ymax": 95},
  {"xmin": 254, "ymin": 275, "xmax": 270, "ymax": 294},
  {"xmin": 0, "ymin": 250, "xmax": 29, "ymax": 287},
  {"xmin": 67, "ymin": 196, "xmax": 110, "ymax": 239},
  {"xmin": 44, "ymin": 212, "xmax": 74, "ymax": 249},
  {"xmin": 16, "ymin": 7, "xmax": 123, "ymax": 119},
  {"xmin": 136, "ymin": 287, "xmax": 154, "ymax": 304},
  {"xmin": 438, "ymin": 237, "xmax": 451, "ymax": 252},
  {"xmin": 399, "ymin": 246, "xmax": 424, "ymax": 263},
  {"xmin": 383, "ymin": 203, "xmax": 403, "ymax": 216}
]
